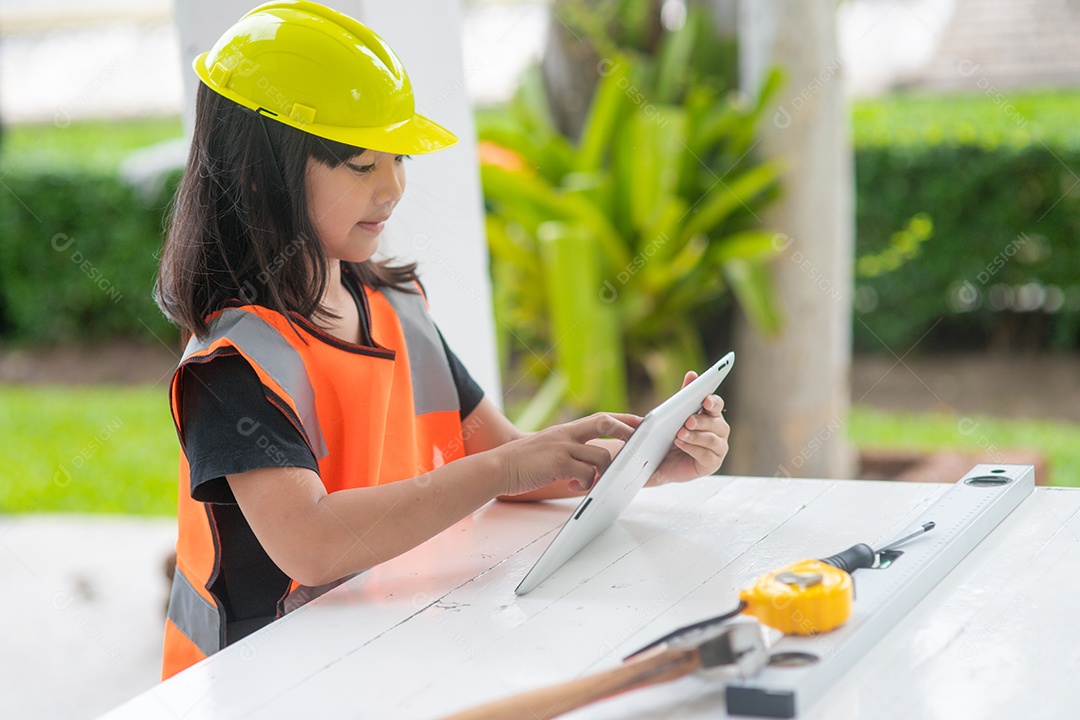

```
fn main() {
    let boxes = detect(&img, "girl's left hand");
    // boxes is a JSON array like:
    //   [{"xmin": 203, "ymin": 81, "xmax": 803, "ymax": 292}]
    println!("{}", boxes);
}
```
[{"xmin": 647, "ymin": 371, "xmax": 730, "ymax": 486}]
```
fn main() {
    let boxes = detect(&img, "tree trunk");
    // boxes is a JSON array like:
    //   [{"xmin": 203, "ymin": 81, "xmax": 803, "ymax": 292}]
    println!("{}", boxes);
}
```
[
  {"xmin": 541, "ymin": 1, "xmax": 602, "ymax": 141},
  {"xmin": 727, "ymin": 0, "xmax": 855, "ymax": 479}
]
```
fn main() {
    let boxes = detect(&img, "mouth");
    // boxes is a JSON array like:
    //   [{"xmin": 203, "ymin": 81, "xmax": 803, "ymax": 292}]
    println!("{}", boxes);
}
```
[{"xmin": 356, "ymin": 217, "xmax": 389, "ymax": 233}]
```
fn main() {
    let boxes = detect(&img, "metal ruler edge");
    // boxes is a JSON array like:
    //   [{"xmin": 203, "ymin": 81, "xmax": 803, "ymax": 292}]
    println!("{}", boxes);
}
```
[{"xmin": 724, "ymin": 463, "xmax": 1035, "ymax": 718}]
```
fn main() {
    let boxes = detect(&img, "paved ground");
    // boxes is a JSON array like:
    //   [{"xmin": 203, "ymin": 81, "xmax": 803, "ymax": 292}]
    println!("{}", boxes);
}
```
[{"xmin": 0, "ymin": 515, "xmax": 175, "ymax": 719}]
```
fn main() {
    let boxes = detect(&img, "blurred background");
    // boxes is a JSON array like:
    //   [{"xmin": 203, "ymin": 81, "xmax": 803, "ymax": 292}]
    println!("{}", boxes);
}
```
[{"xmin": 3, "ymin": 0, "xmax": 1080, "ymax": 717}]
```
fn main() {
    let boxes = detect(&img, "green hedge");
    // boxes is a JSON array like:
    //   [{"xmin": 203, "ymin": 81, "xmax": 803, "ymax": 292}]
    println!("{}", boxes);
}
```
[
  {"xmin": 0, "ymin": 169, "xmax": 180, "ymax": 345},
  {"xmin": 854, "ymin": 143, "xmax": 1080, "ymax": 352},
  {"xmin": 852, "ymin": 91, "xmax": 1080, "ymax": 352}
]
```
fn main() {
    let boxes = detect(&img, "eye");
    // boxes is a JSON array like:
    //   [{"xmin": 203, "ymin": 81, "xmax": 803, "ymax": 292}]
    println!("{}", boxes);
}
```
[
  {"xmin": 395, "ymin": 154, "xmax": 411, "ymax": 163},
  {"xmin": 348, "ymin": 162, "xmax": 376, "ymax": 174}
]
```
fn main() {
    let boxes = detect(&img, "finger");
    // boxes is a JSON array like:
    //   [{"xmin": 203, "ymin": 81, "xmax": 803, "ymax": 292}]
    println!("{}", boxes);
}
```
[
  {"xmin": 570, "ymin": 443, "xmax": 617, "ymax": 477},
  {"xmin": 562, "ymin": 460, "xmax": 603, "ymax": 492},
  {"xmin": 605, "ymin": 412, "xmax": 644, "ymax": 429},
  {"xmin": 681, "ymin": 370, "xmax": 698, "ymax": 389},
  {"xmin": 672, "ymin": 437, "xmax": 724, "ymax": 475},
  {"xmin": 700, "ymin": 394, "xmax": 725, "ymax": 415},
  {"xmin": 672, "ymin": 437, "xmax": 718, "ymax": 475},
  {"xmin": 685, "ymin": 412, "xmax": 730, "ymax": 438},
  {"xmin": 674, "ymin": 428, "xmax": 729, "ymax": 461},
  {"xmin": 684, "ymin": 397, "xmax": 724, "ymax": 428},
  {"xmin": 569, "ymin": 413, "xmax": 637, "ymax": 443}
]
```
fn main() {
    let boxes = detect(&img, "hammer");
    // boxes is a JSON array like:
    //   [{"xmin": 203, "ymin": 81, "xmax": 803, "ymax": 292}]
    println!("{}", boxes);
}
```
[{"xmin": 441, "ymin": 621, "xmax": 767, "ymax": 720}]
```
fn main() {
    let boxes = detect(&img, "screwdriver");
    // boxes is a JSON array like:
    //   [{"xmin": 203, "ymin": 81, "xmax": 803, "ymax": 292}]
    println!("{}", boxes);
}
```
[{"xmin": 819, "ymin": 521, "xmax": 935, "ymax": 573}]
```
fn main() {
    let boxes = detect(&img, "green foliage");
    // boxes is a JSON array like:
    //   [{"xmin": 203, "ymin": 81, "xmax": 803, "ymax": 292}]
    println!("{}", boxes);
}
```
[
  {"xmin": 853, "ymin": 124, "xmax": 1080, "ymax": 352},
  {"xmin": 0, "ymin": 169, "xmax": 180, "ymax": 346},
  {"xmin": 0, "ymin": 385, "xmax": 179, "ymax": 515},
  {"xmin": 849, "ymin": 406, "xmax": 1080, "ymax": 488},
  {"xmin": 855, "ymin": 213, "xmax": 933, "ymax": 279},
  {"xmin": 480, "ymin": 16, "xmax": 782, "ymax": 425},
  {"xmin": 553, "ymin": 0, "xmax": 738, "ymax": 92},
  {"xmin": 853, "ymin": 90, "xmax": 1080, "ymax": 150},
  {"xmin": 1, "ymin": 117, "xmax": 183, "ymax": 173}
]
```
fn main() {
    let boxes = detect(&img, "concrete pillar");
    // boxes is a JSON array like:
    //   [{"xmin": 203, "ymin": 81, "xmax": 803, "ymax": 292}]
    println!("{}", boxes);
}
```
[{"xmin": 729, "ymin": 0, "xmax": 855, "ymax": 479}]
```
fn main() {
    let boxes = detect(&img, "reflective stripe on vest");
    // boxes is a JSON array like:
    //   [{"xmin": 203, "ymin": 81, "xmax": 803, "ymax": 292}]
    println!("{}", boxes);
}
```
[
  {"xmin": 381, "ymin": 286, "xmax": 459, "ymax": 416},
  {"xmin": 163, "ymin": 282, "xmax": 467, "ymax": 679},
  {"xmin": 181, "ymin": 307, "xmax": 329, "ymax": 459},
  {"xmin": 165, "ymin": 567, "xmax": 221, "ymax": 659}
]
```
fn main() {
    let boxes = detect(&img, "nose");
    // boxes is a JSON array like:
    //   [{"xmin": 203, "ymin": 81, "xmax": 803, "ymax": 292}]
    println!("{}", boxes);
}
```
[{"xmin": 373, "ymin": 152, "xmax": 405, "ymax": 206}]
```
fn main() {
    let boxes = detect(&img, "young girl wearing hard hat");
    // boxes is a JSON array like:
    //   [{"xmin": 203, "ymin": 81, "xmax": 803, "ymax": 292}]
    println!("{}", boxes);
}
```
[{"xmin": 155, "ymin": 0, "xmax": 730, "ymax": 679}]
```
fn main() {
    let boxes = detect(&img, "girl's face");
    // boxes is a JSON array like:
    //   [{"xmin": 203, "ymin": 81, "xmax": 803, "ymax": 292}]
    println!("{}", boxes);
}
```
[{"xmin": 305, "ymin": 150, "xmax": 407, "ymax": 263}]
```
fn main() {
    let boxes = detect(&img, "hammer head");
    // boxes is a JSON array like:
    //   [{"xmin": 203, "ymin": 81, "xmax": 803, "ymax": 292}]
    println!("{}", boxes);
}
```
[{"xmin": 672, "ymin": 621, "xmax": 769, "ymax": 679}]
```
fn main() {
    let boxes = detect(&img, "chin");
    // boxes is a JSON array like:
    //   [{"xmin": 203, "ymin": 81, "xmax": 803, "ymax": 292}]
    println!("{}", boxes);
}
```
[{"xmin": 334, "ymin": 237, "xmax": 380, "ymax": 264}]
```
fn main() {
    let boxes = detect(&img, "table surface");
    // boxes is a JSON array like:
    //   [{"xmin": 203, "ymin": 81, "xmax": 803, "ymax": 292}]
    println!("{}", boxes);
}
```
[{"xmin": 100, "ymin": 474, "xmax": 1080, "ymax": 720}]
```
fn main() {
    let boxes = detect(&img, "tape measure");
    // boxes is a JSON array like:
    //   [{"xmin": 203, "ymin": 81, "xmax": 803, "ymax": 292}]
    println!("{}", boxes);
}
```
[
  {"xmin": 740, "ymin": 559, "xmax": 852, "ymax": 635},
  {"xmin": 739, "ymin": 523, "xmax": 935, "ymax": 636}
]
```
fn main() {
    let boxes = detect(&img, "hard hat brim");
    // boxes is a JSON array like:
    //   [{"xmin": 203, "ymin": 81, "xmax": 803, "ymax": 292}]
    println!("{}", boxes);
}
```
[
  {"xmin": 292, "ymin": 110, "xmax": 459, "ymax": 156},
  {"xmin": 194, "ymin": 56, "xmax": 458, "ymax": 156}
]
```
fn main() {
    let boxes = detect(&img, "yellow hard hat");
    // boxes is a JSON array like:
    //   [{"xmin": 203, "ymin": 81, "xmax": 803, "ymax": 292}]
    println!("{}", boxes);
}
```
[{"xmin": 193, "ymin": 0, "xmax": 457, "ymax": 155}]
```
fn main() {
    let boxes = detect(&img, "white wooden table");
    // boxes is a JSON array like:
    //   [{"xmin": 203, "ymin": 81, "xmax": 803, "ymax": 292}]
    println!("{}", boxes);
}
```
[{"xmin": 99, "ymin": 475, "xmax": 1080, "ymax": 719}]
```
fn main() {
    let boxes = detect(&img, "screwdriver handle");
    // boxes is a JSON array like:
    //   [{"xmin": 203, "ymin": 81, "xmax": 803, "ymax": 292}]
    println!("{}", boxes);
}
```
[{"xmin": 819, "ymin": 543, "xmax": 876, "ymax": 574}]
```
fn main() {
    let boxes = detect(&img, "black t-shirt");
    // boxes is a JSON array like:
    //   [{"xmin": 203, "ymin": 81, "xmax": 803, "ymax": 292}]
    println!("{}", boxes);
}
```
[{"xmin": 178, "ymin": 270, "xmax": 484, "ymax": 643}]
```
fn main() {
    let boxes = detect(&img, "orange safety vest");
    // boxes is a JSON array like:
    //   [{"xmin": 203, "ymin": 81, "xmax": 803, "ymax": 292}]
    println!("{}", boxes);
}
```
[{"xmin": 161, "ymin": 280, "xmax": 466, "ymax": 679}]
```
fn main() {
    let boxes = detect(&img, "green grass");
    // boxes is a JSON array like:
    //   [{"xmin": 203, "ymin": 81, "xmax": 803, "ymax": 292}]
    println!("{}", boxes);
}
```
[
  {"xmin": 852, "ymin": 89, "xmax": 1080, "ymax": 150},
  {"xmin": 2, "ymin": 386, "xmax": 1076, "ymax": 517},
  {"xmin": 849, "ymin": 405, "xmax": 1080, "ymax": 487},
  {"xmin": 0, "ymin": 116, "xmax": 184, "ymax": 174},
  {"xmin": 0, "ymin": 385, "xmax": 179, "ymax": 515}
]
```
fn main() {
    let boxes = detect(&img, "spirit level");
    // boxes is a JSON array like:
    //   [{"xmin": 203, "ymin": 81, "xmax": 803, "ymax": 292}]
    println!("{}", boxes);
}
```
[{"xmin": 725, "ymin": 464, "xmax": 1035, "ymax": 718}]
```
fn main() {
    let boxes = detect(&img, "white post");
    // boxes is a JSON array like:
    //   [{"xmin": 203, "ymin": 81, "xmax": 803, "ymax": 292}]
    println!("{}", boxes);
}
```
[
  {"xmin": 730, "ymin": 0, "xmax": 855, "ymax": 479},
  {"xmin": 173, "ymin": 0, "xmax": 502, "ymax": 403}
]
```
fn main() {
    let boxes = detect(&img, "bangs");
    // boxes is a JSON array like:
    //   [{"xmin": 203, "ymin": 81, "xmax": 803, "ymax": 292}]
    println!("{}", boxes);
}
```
[{"xmin": 304, "ymin": 133, "xmax": 367, "ymax": 167}]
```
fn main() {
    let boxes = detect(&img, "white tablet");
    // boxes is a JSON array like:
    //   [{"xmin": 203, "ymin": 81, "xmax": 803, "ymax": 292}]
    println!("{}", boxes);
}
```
[{"xmin": 515, "ymin": 351, "xmax": 735, "ymax": 594}]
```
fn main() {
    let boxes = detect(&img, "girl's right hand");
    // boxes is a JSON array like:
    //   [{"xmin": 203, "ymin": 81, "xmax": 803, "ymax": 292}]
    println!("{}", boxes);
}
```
[{"xmin": 493, "ymin": 412, "xmax": 639, "ymax": 497}]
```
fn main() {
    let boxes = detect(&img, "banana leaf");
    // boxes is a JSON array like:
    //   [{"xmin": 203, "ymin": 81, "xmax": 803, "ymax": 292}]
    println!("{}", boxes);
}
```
[
  {"xmin": 628, "ymin": 107, "xmax": 685, "ymax": 241},
  {"xmin": 537, "ymin": 221, "xmax": 627, "ymax": 411},
  {"xmin": 575, "ymin": 54, "xmax": 631, "ymax": 174},
  {"xmin": 482, "ymin": 165, "xmax": 630, "ymax": 271},
  {"xmin": 723, "ymin": 257, "xmax": 784, "ymax": 336},
  {"xmin": 679, "ymin": 160, "xmax": 782, "ymax": 244},
  {"xmin": 654, "ymin": 8, "xmax": 700, "ymax": 104}
]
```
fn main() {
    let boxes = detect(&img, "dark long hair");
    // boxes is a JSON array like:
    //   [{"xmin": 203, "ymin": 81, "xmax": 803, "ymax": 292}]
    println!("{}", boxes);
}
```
[{"xmin": 155, "ymin": 83, "xmax": 418, "ymax": 340}]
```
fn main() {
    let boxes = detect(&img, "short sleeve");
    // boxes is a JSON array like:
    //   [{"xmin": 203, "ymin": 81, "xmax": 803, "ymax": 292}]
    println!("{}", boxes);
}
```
[
  {"xmin": 178, "ymin": 352, "xmax": 320, "ymax": 504},
  {"xmin": 437, "ymin": 329, "xmax": 485, "ymax": 420}
]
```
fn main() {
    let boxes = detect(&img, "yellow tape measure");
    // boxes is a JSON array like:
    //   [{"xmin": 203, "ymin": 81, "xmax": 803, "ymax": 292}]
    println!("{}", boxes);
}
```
[{"xmin": 738, "ymin": 559, "xmax": 853, "ymax": 635}]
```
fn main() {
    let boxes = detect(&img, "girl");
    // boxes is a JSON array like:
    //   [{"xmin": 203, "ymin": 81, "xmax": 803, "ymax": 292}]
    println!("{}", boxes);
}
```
[{"xmin": 155, "ymin": 0, "xmax": 730, "ymax": 679}]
